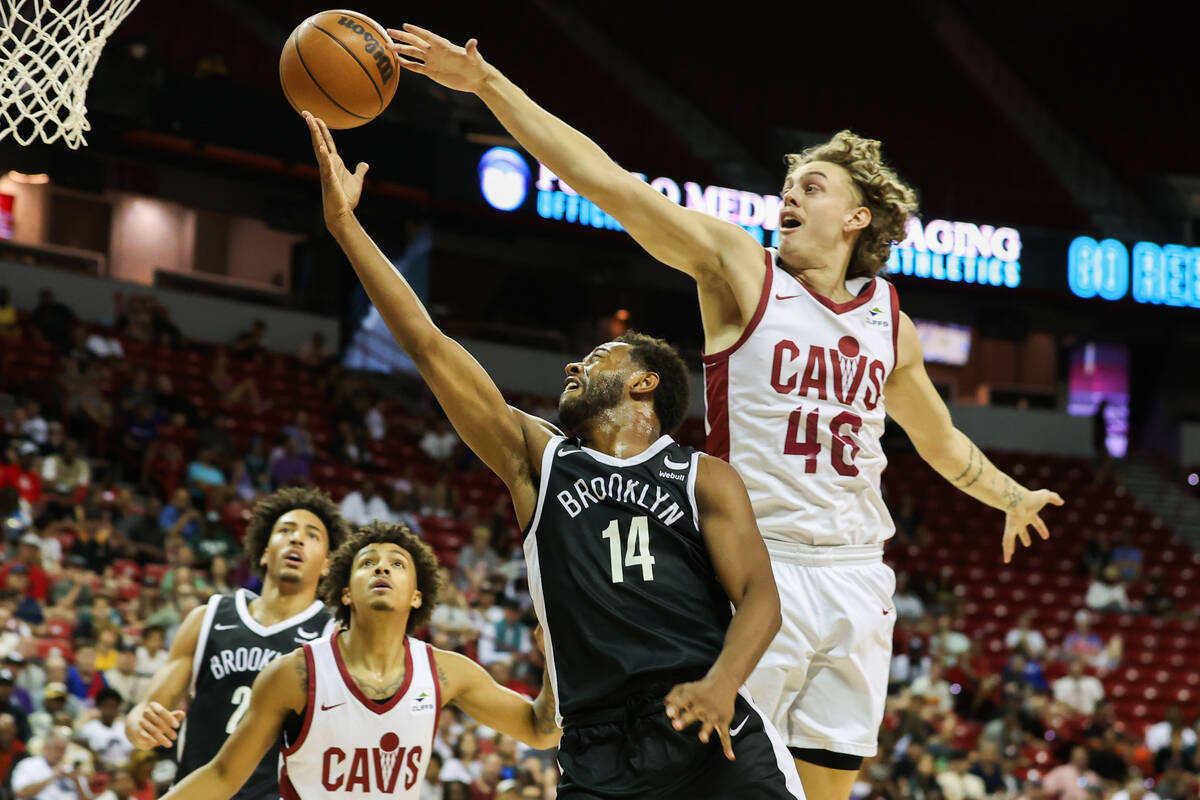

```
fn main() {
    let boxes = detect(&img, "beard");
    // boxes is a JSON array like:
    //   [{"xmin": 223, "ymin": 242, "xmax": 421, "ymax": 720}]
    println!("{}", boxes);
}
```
[{"xmin": 558, "ymin": 374, "xmax": 624, "ymax": 437}]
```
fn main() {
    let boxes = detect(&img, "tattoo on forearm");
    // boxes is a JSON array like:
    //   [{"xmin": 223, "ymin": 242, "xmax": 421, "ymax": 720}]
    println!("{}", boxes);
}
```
[
  {"xmin": 1002, "ymin": 478, "xmax": 1022, "ymax": 511},
  {"xmin": 952, "ymin": 444, "xmax": 985, "ymax": 489},
  {"xmin": 533, "ymin": 671, "xmax": 557, "ymax": 734}
]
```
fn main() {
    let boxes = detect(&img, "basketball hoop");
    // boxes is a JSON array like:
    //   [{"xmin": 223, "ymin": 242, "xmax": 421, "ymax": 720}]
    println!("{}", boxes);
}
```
[{"xmin": 0, "ymin": 0, "xmax": 142, "ymax": 149}]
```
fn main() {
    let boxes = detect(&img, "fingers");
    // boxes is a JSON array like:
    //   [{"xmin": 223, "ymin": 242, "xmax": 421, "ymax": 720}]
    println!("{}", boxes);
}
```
[
  {"xmin": 387, "ymin": 28, "xmax": 430, "ymax": 49},
  {"xmin": 1048, "ymin": 491, "xmax": 1065, "ymax": 506},
  {"xmin": 354, "ymin": 162, "xmax": 370, "ymax": 180},
  {"xmin": 1033, "ymin": 514, "xmax": 1051, "ymax": 540},
  {"xmin": 317, "ymin": 117, "xmax": 335, "ymax": 156},
  {"xmin": 303, "ymin": 111, "xmax": 325, "ymax": 154},
  {"xmin": 718, "ymin": 726, "xmax": 736, "ymax": 761},
  {"xmin": 397, "ymin": 59, "xmax": 428, "ymax": 74},
  {"xmin": 392, "ymin": 44, "xmax": 425, "ymax": 61},
  {"xmin": 1019, "ymin": 526, "xmax": 1032, "ymax": 548},
  {"xmin": 1002, "ymin": 529, "xmax": 1014, "ymax": 564},
  {"xmin": 465, "ymin": 38, "xmax": 479, "ymax": 56},
  {"xmin": 401, "ymin": 22, "xmax": 439, "ymax": 43}
]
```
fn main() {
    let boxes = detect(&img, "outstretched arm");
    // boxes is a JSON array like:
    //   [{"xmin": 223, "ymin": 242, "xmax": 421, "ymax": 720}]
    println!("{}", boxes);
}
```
[
  {"xmin": 388, "ymin": 26, "xmax": 764, "ymax": 310},
  {"xmin": 126, "ymin": 604, "xmax": 203, "ymax": 748},
  {"xmin": 304, "ymin": 113, "xmax": 550, "ymax": 524},
  {"xmin": 434, "ymin": 646, "xmax": 560, "ymax": 750},
  {"xmin": 665, "ymin": 455, "xmax": 782, "ymax": 761},
  {"xmin": 886, "ymin": 312, "xmax": 1065, "ymax": 563},
  {"xmin": 159, "ymin": 650, "xmax": 306, "ymax": 800}
]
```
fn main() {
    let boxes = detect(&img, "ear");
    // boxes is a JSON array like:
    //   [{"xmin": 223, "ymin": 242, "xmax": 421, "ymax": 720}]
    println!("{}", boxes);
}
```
[
  {"xmin": 845, "ymin": 205, "xmax": 871, "ymax": 234},
  {"xmin": 341, "ymin": 587, "xmax": 351, "ymax": 607},
  {"xmin": 411, "ymin": 590, "xmax": 422, "ymax": 610},
  {"xmin": 628, "ymin": 370, "xmax": 660, "ymax": 399}
]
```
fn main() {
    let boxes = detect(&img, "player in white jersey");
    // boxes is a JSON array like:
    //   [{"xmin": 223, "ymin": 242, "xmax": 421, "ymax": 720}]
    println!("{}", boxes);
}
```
[
  {"xmin": 157, "ymin": 522, "xmax": 560, "ymax": 800},
  {"xmin": 389, "ymin": 26, "xmax": 1065, "ymax": 799}
]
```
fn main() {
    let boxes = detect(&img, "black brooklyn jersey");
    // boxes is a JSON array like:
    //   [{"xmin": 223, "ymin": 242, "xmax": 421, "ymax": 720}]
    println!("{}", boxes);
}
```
[
  {"xmin": 177, "ymin": 589, "xmax": 334, "ymax": 800},
  {"xmin": 524, "ymin": 435, "xmax": 732, "ymax": 722}
]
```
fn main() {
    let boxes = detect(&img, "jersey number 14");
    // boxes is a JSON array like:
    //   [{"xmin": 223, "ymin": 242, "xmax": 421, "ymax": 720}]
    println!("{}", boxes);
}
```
[{"xmin": 600, "ymin": 516, "xmax": 656, "ymax": 583}]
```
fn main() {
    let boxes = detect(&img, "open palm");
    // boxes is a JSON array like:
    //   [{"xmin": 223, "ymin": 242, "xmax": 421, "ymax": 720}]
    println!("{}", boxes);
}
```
[
  {"xmin": 1002, "ymin": 488, "xmax": 1064, "ymax": 563},
  {"xmin": 388, "ymin": 23, "xmax": 489, "ymax": 93},
  {"xmin": 304, "ymin": 111, "xmax": 368, "ymax": 226}
]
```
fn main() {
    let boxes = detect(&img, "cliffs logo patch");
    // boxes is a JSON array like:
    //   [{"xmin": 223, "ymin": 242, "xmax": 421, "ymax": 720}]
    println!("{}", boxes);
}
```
[
  {"xmin": 412, "ymin": 691, "xmax": 436, "ymax": 713},
  {"xmin": 866, "ymin": 305, "xmax": 889, "ymax": 328}
]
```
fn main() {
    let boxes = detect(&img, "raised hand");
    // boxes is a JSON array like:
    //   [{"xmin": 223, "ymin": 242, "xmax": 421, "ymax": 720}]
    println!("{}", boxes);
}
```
[
  {"xmin": 1002, "ymin": 487, "xmax": 1065, "ymax": 563},
  {"xmin": 303, "ymin": 111, "xmax": 368, "ymax": 228},
  {"xmin": 388, "ymin": 24, "xmax": 490, "ymax": 93}
]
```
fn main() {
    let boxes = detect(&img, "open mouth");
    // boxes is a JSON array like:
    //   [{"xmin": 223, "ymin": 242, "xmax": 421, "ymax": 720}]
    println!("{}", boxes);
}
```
[
  {"xmin": 781, "ymin": 217, "xmax": 803, "ymax": 230},
  {"xmin": 563, "ymin": 377, "xmax": 581, "ymax": 392},
  {"xmin": 370, "ymin": 578, "xmax": 391, "ymax": 591},
  {"xmin": 282, "ymin": 549, "xmax": 304, "ymax": 567}
]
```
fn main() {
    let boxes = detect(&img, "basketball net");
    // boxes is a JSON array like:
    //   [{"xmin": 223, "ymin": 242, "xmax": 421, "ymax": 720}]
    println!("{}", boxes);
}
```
[
  {"xmin": 0, "ymin": 0, "xmax": 142, "ymax": 149},
  {"xmin": 378, "ymin": 747, "xmax": 398, "ymax": 786}
]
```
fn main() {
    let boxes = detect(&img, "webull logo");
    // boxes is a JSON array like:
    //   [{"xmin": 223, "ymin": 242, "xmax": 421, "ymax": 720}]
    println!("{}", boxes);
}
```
[{"xmin": 337, "ymin": 16, "xmax": 394, "ymax": 84}]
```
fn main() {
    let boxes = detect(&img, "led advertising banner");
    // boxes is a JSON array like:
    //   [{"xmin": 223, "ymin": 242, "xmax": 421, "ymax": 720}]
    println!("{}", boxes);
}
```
[
  {"xmin": 1068, "ymin": 236, "xmax": 1200, "ymax": 308},
  {"xmin": 475, "ymin": 146, "xmax": 1025, "ymax": 289}
]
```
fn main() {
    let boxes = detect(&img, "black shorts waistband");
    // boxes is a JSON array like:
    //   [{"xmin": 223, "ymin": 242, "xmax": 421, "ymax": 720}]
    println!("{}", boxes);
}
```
[{"xmin": 561, "ymin": 683, "xmax": 678, "ymax": 729}]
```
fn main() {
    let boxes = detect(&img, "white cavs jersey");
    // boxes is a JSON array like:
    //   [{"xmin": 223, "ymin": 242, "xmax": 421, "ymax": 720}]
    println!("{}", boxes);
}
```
[
  {"xmin": 704, "ymin": 248, "xmax": 899, "ymax": 548},
  {"xmin": 280, "ymin": 631, "xmax": 440, "ymax": 800}
]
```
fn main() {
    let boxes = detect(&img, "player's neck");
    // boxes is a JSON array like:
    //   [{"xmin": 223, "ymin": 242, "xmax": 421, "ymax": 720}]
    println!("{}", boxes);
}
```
[
  {"xmin": 251, "ymin": 579, "xmax": 317, "ymax": 626},
  {"xmin": 338, "ymin": 617, "xmax": 409, "ymax": 676},
  {"xmin": 579, "ymin": 406, "xmax": 661, "ymax": 459},
  {"xmin": 778, "ymin": 254, "xmax": 855, "ymax": 303}
]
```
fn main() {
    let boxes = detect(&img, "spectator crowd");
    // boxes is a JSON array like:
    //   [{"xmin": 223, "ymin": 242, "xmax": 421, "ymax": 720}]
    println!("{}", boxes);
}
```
[{"xmin": 2, "ymin": 285, "xmax": 1199, "ymax": 800}]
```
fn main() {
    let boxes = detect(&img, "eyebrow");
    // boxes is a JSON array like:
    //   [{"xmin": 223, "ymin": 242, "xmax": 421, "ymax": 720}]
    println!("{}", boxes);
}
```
[{"xmin": 356, "ymin": 548, "xmax": 409, "ymax": 564}]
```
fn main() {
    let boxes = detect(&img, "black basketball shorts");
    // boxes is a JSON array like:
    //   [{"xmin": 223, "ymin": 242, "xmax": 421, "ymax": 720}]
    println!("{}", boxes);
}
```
[{"xmin": 556, "ymin": 691, "xmax": 804, "ymax": 799}]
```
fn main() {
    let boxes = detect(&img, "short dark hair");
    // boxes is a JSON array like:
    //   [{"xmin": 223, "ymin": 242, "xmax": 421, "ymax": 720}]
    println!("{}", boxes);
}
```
[
  {"xmin": 95, "ymin": 687, "xmax": 122, "ymax": 706},
  {"xmin": 320, "ymin": 522, "xmax": 441, "ymax": 633},
  {"xmin": 615, "ymin": 331, "xmax": 690, "ymax": 435},
  {"xmin": 243, "ymin": 487, "xmax": 350, "ymax": 577}
]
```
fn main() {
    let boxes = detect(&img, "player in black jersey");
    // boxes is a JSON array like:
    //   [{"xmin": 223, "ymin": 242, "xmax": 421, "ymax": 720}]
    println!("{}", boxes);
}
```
[
  {"xmin": 306, "ymin": 112, "xmax": 804, "ymax": 798},
  {"xmin": 125, "ymin": 487, "xmax": 351, "ymax": 800}
]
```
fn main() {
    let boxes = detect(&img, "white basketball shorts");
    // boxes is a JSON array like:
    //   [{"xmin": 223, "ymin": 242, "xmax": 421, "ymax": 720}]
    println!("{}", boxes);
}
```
[{"xmin": 744, "ymin": 541, "xmax": 895, "ymax": 758}]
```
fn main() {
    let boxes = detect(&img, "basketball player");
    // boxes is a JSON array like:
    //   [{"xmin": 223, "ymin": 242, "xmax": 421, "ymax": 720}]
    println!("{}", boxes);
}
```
[
  {"xmin": 126, "ymin": 487, "xmax": 350, "ymax": 800},
  {"xmin": 301, "ymin": 112, "xmax": 803, "ymax": 798},
  {"xmin": 387, "ymin": 26, "xmax": 1065, "ymax": 799},
  {"xmin": 157, "ymin": 521, "xmax": 561, "ymax": 800}
]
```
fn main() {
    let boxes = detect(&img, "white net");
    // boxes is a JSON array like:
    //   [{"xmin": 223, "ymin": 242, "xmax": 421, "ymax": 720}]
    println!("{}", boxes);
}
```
[{"xmin": 1, "ymin": 0, "xmax": 142, "ymax": 149}]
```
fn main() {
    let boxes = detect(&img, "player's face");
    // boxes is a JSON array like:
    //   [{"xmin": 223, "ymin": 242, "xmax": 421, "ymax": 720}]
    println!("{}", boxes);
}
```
[
  {"xmin": 261, "ymin": 509, "xmax": 330, "ymax": 588},
  {"xmin": 558, "ymin": 343, "xmax": 630, "ymax": 435},
  {"xmin": 344, "ymin": 543, "xmax": 422, "ymax": 620},
  {"xmin": 778, "ymin": 161, "xmax": 869, "ymax": 269}
]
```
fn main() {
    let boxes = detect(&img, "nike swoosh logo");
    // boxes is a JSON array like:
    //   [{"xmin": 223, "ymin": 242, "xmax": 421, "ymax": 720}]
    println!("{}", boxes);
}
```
[
  {"xmin": 296, "ymin": 628, "xmax": 318, "ymax": 639},
  {"xmin": 730, "ymin": 715, "xmax": 750, "ymax": 737},
  {"xmin": 557, "ymin": 447, "xmax": 579, "ymax": 456},
  {"xmin": 882, "ymin": 608, "xmax": 892, "ymax": 616},
  {"xmin": 775, "ymin": 293, "xmax": 802, "ymax": 300},
  {"xmin": 662, "ymin": 455, "xmax": 690, "ymax": 471},
  {"xmin": 320, "ymin": 702, "xmax": 344, "ymax": 711},
  {"xmin": 213, "ymin": 623, "xmax": 238, "ymax": 631}
]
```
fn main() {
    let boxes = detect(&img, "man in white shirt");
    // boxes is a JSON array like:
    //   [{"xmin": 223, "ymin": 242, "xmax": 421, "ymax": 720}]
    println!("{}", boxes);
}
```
[
  {"xmin": 337, "ymin": 479, "xmax": 392, "ymax": 527},
  {"xmin": 1053, "ymin": 659, "xmax": 1105, "ymax": 715},
  {"xmin": 935, "ymin": 751, "xmax": 986, "ymax": 800},
  {"xmin": 909, "ymin": 661, "xmax": 953, "ymax": 713},
  {"xmin": 75, "ymin": 688, "xmax": 132, "ymax": 771},
  {"xmin": 1145, "ymin": 706, "xmax": 1197, "ymax": 754},
  {"xmin": 419, "ymin": 418, "xmax": 459, "ymax": 463},
  {"xmin": 1085, "ymin": 565, "xmax": 1131, "ymax": 612},
  {"xmin": 1005, "ymin": 610, "xmax": 1047, "ymax": 656},
  {"xmin": 11, "ymin": 727, "xmax": 89, "ymax": 800}
]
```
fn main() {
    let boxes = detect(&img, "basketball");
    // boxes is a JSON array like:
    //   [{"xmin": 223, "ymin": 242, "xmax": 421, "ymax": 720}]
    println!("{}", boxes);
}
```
[{"xmin": 279, "ymin": 9, "xmax": 399, "ymax": 129}]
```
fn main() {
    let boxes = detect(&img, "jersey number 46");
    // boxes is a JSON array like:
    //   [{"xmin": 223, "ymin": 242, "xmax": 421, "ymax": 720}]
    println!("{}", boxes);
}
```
[{"xmin": 785, "ymin": 404, "xmax": 862, "ymax": 477}]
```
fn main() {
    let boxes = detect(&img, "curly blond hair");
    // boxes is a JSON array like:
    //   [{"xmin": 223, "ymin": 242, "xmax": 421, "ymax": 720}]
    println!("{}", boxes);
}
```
[{"xmin": 786, "ymin": 131, "xmax": 919, "ymax": 279}]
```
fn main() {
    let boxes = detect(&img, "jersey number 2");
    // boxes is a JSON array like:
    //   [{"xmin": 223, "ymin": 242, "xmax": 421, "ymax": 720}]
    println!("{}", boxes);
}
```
[
  {"xmin": 784, "ymin": 406, "xmax": 862, "ymax": 476},
  {"xmin": 225, "ymin": 685, "xmax": 252, "ymax": 734},
  {"xmin": 600, "ymin": 516, "xmax": 655, "ymax": 583}
]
